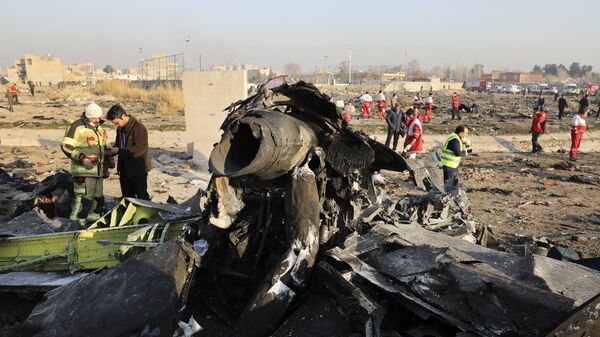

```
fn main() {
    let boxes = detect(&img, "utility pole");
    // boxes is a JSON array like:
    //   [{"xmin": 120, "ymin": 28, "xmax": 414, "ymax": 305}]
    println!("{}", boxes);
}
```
[{"xmin": 349, "ymin": 48, "xmax": 352, "ymax": 84}]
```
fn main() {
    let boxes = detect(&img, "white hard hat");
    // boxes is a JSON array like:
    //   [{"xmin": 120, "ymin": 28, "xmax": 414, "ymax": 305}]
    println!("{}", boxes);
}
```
[{"xmin": 84, "ymin": 103, "xmax": 102, "ymax": 119}]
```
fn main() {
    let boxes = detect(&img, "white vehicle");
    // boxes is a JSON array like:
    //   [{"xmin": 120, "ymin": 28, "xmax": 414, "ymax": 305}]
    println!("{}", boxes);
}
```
[
  {"xmin": 490, "ymin": 85, "xmax": 503, "ymax": 93},
  {"xmin": 502, "ymin": 84, "xmax": 520, "ymax": 94}
]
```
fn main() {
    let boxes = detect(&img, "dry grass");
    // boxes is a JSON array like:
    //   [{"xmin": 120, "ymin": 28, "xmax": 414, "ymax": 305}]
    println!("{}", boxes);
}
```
[{"xmin": 93, "ymin": 80, "xmax": 184, "ymax": 116}]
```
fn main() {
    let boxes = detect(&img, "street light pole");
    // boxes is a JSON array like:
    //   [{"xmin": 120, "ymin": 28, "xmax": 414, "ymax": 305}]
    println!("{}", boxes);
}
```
[{"xmin": 349, "ymin": 48, "xmax": 352, "ymax": 84}]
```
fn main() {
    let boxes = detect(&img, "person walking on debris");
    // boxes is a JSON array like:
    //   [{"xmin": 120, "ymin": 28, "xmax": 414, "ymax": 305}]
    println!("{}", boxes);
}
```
[
  {"xmin": 27, "ymin": 81, "xmax": 35, "ymax": 97},
  {"xmin": 451, "ymin": 92, "xmax": 461, "ymax": 120},
  {"xmin": 402, "ymin": 108, "xmax": 423, "ymax": 159},
  {"xmin": 385, "ymin": 104, "xmax": 405, "ymax": 151},
  {"xmin": 558, "ymin": 94, "xmax": 568, "ymax": 120},
  {"xmin": 106, "ymin": 104, "xmax": 152, "ymax": 200},
  {"xmin": 61, "ymin": 103, "xmax": 108, "ymax": 225},
  {"xmin": 390, "ymin": 93, "xmax": 398, "ymax": 109},
  {"xmin": 530, "ymin": 106, "xmax": 546, "ymax": 153},
  {"xmin": 413, "ymin": 92, "xmax": 423, "ymax": 110},
  {"xmin": 423, "ymin": 91, "xmax": 433, "ymax": 123},
  {"xmin": 537, "ymin": 93, "xmax": 545, "ymax": 109},
  {"xmin": 4, "ymin": 87, "xmax": 14, "ymax": 112},
  {"xmin": 440, "ymin": 125, "xmax": 471, "ymax": 196},
  {"xmin": 360, "ymin": 91, "xmax": 372, "ymax": 119},
  {"xmin": 9, "ymin": 83, "xmax": 18, "ymax": 104},
  {"xmin": 569, "ymin": 107, "xmax": 588, "ymax": 162},
  {"xmin": 554, "ymin": 91, "xmax": 559, "ymax": 102},
  {"xmin": 578, "ymin": 93, "xmax": 589, "ymax": 113},
  {"xmin": 376, "ymin": 90, "xmax": 386, "ymax": 119}
]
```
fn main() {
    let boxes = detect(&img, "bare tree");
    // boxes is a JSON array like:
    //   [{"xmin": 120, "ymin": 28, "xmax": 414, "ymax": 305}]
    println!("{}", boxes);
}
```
[{"xmin": 284, "ymin": 63, "xmax": 301, "ymax": 80}]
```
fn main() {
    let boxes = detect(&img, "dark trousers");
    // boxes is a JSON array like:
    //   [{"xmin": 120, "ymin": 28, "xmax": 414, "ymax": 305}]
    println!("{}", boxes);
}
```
[
  {"xmin": 558, "ymin": 107, "xmax": 565, "ymax": 119},
  {"xmin": 531, "ymin": 132, "xmax": 542, "ymax": 153},
  {"xmin": 385, "ymin": 128, "xmax": 400, "ymax": 150},
  {"xmin": 119, "ymin": 173, "xmax": 150, "ymax": 200},
  {"xmin": 443, "ymin": 166, "xmax": 460, "ymax": 197},
  {"xmin": 451, "ymin": 107, "xmax": 461, "ymax": 120}
]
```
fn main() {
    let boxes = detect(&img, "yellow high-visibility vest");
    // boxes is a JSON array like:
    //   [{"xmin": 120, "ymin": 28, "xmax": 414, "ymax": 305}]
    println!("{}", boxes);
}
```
[{"xmin": 440, "ymin": 133, "xmax": 462, "ymax": 168}]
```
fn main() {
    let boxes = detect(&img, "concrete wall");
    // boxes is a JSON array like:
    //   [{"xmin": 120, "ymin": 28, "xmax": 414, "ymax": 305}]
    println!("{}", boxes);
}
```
[
  {"xmin": 183, "ymin": 70, "xmax": 248, "ymax": 169},
  {"xmin": 385, "ymin": 78, "xmax": 464, "ymax": 92}
]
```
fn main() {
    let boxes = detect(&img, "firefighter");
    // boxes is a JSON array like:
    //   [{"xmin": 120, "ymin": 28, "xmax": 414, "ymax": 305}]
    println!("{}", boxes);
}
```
[
  {"xmin": 440, "ymin": 125, "xmax": 471, "ymax": 196},
  {"xmin": 360, "ymin": 92, "xmax": 372, "ymax": 119},
  {"xmin": 530, "ymin": 106, "xmax": 546, "ymax": 153},
  {"xmin": 569, "ymin": 107, "xmax": 588, "ymax": 161},
  {"xmin": 423, "ymin": 91, "xmax": 433, "ymax": 123},
  {"xmin": 61, "ymin": 103, "xmax": 108, "ymax": 225},
  {"xmin": 451, "ymin": 92, "xmax": 461, "ymax": 120},
  {"xmin": 376, "ymin": 90, "xmax": 386, "ymax": 119},
  {"xmin": 402, "ymin": 108, "xmax": 423, "ymax": 159}
]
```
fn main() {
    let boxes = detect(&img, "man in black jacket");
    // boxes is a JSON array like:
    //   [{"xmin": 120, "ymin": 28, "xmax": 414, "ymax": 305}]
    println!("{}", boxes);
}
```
[
  {"xmin": 385, "ymin": 104, "xmax": 405, "ymax": 150},
  {"xmin": 557, "ymin": 94, "xmax": 568, "ymax": 120},
  {"xmin": 106, "ymin": 104, "xmax": 152, "ymax": 200}
]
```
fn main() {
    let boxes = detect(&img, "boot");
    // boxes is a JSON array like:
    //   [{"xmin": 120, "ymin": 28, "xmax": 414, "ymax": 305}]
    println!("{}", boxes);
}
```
[
  {"xmin": 87, "ymin": 197, "xmax": 105, "ymax": 222},
  {"xmin": 77, "ymin": 198, "xmax": 93, "ymax": 220}
]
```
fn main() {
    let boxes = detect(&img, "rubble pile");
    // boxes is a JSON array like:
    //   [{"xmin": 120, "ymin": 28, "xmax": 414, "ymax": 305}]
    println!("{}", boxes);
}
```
[{"xmin": 0, "ymin": 79, "xmax": 599, "ymax": 337}]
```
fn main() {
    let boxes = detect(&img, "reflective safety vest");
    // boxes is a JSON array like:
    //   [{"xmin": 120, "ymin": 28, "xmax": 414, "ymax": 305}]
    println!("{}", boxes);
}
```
[
  {"xmin": 440, "ymin": 133, "xmax": 462, "ymax": 168},
  {"xmin": 61, "ymin": 115, "xmax": 108, "ymax": 177}
]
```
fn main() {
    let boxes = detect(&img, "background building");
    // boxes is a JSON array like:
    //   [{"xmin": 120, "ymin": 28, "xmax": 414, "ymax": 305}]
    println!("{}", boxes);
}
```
[{"xmin": 8, "ymin": 54, "xmax": 64, "ymax": 85}]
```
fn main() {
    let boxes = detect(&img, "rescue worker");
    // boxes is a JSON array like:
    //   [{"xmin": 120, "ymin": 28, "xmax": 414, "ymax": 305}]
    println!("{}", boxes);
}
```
[
  {"xmin": 423, "ymin": 91, "xmax": 433, "ymax": 123},
  {"xmin": 451, "ymin": 92, "xmax": 461, "ymax": 120},
  {"xmin": 569, "ymin": 107, "xmax": 588, "ymax": 161},
  {"xmin": 61, "ymin": 103, "xmax": 108, "ymax": 224},
  {"xmin": 385, "ymin": 104, "xmax": 405, "ymax": 150},
  {"xmin": 9, "ymin": 83, "xmax": 18, "ymax": 104},
  {"xmin": 557, "ymin": 94, "xmax": 568, "ymax": 120},
  {"xmin": 342, "ymin": 110, "xmax": 352, "ymax": 124},
  {"xmin": 413, "ymin": 92, "xmax": 423, "ymax": 110},
  {"xmin": 530, "ymin": 106, "xmax": 546, "ymax": 153},
  {"xmin": 402, "ymin": 108, "xmax": 423, "ymax": 159},
  {"xmin": 360, "ymin": 91, "xmax": 372, "ymax": 119},
  {"xmin": 376, "ymin": 90, "xmax": 386, "ymax": 119},
  {"xmin": 440, "ymin": 125, "xmax": 471, "ymax": 196}
]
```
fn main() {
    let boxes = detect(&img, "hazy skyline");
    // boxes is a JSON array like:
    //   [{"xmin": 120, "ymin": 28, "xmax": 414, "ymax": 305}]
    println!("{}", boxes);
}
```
[{"xmin": 2, "ymin": 0, "xmax": 598, "ymax": 74}]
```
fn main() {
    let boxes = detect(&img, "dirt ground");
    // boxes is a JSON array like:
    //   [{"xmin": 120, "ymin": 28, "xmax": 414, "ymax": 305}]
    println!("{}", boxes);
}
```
[
  {"xmin": 1, "ymin": 84, "xmax": 599, "ymax": 259},
  {"xmin": 381, "ymin": 151, "xmax": 600, "ymax": 258},
  {"xmin": 0, "ymin": 85, "xmax": 185, "ymax": 131}
]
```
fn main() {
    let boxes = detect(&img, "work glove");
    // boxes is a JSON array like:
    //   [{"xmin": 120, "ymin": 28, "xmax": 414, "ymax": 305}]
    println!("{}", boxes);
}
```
[{"xmin": 81, "ymin": 157, "xmax": 93, "ymax": 169}]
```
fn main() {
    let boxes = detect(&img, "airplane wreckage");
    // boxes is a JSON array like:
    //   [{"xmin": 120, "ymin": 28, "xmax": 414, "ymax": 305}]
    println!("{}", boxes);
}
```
[{"xmin": 0, "ymin": 79, "xmax": 599, "ymax": 337}]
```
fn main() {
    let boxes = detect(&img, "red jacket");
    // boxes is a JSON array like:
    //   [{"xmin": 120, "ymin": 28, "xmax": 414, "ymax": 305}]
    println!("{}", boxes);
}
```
[
  {"xmin": 452, "ymin": 95, "xmax": 459, "ymax": 108},
  {"xmin": 404, "ymin": 118, "xmax": 423, "ymax": 152},
  {"xmin": 342, "ymin": 111, "xmax": 351, "ymax": 123},
  {"xmin": 531, "ymin": 111, "xmax": 546, "ymax": 134},
  {"xmin": 9, "ymin": 85, "xmax": 18, "ymax": 96}
]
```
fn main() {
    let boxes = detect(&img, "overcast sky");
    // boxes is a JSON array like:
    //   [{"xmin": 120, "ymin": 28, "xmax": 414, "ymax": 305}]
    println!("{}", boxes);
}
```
[{"xmin": 1, "ymin": 0, "xmax": 597, "ymax": 73}]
